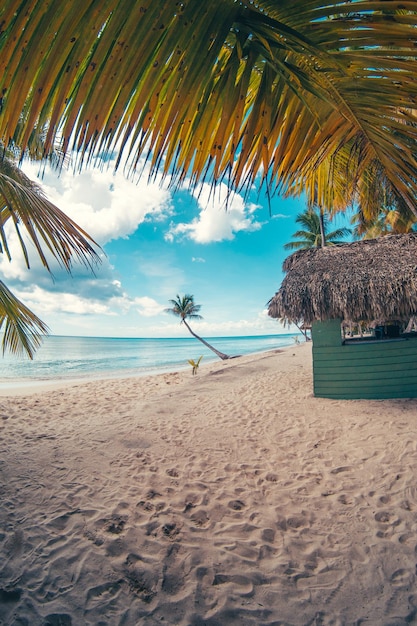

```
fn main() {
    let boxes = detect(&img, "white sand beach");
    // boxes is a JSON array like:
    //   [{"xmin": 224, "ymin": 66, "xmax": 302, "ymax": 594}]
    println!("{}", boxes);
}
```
[{"xmin": 1, "ymin": 342, "xmax": 417, "ymax": 625}]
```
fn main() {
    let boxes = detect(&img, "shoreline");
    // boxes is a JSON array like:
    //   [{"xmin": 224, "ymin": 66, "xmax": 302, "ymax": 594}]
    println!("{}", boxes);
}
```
[
  {"xmin": 2, "ymin": 341, "xmax": 417, "ymax": 625},
  {"xmin": 0, "ymin": 343, "xmax": 298, "ymax": 397},
  {"xmin": 0, "ymin": 333, "xmax": 300, "ymax": 390}
]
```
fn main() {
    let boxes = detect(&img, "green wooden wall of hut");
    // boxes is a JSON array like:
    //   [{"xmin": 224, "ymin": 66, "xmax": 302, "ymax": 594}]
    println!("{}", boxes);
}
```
[{"xmin": 312, "ymin": 319, "xmax": 417, "ymax": 399}]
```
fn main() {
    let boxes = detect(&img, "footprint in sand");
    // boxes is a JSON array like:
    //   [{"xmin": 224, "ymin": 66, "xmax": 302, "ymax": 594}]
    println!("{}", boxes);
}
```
[
  {"xmin": 374, "ymin": 510, "xmax": 401, "ymax": 538},
  {"xmin": 161, "ymin": 543, "xmax": 188, "ymax": 595},
  {"xmin": 85, "ymin": 581, "xmax": 122, "ymax": 610},
  {"xmin": 83, "ymin": 529, "xmax": 105, "ymax": 546},
  {"xmin": 375, "ymin": 511, "xmax": 393, "ymax": 523},
  {"xmin": 106, "ymin": 537, "xmax": 126, "ymax": 557},
  {"xmin": 0, "ymin": 588, "xmax": 22, "ymax": 603},
  {"xmin": 265, "ymin": 472, "xmax": 278, "ymax": 483},
  {"xmin": 212, "ymin": 572, "xmax": 267, "ymax": 597},
  {"xmin": 189, "ymin": 509, "xmax": 210, "ymax": 528},
  {"xmin": 390, "ymin": 568, "xmax": 414, "ymax": 587},
  {"xmin": 338, "ymin": 494, "xmax": 356, "ymax": 505},
  {"xmin": 162, "ymin": 521, "xmax": 180, "ymax": 539},
  {"xmin": 102, "ymin": 514, "xmax": 128, "ymax": 535},
  {"xmin": 286, "ymin": 515, "xmax": 307, "ymax": 530},
  {"xmin": 126, "ymin": 568, "xmax": 157, "ymax": 603},
  {"xmin": 379, "ymin": 494, "xmax": 391, "ymax": 505},
  {"xmin": 228, "ymin": 500, "xmax": 245, "ymax": 511},
  {"xmin": 261, "ymin": 528, "xmax": 275, "ymax": 542},
  {"xmin": 44, "ymin": 614, "xmax": 72, "ymax": 626}
]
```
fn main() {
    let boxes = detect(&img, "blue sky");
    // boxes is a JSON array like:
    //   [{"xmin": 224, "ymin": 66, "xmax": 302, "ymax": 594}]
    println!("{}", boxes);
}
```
[{"xmin": 4, "ymin": 157, "xmax": 349, "ymax": 338}]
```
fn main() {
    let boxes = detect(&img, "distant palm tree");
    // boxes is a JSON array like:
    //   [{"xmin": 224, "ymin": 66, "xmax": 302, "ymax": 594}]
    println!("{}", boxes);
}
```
[
  {"xmin": 352, "ymin": 205, "xmax": 417, "ymax": 240},
  {"xmin": 165, "ymin": 295, "xmax": 231, "ymax": 361},
  {"xmin": 284, "ymin": 209, "xmax": 351, "ymax": 251}
]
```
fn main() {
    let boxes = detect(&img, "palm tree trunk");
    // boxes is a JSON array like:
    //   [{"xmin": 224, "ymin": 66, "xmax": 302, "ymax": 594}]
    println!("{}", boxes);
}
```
[
  {"xmin": 319, "ymin": 209, "xmax": 326, "ymax": 248},
  {"xmin": 182, "ymin": 320, "xmax": 230, "ymax": 360},
  {"xmin": 405, "ymin": 316, "xmax": 417, "ymax": 333},
  {"xmin": 295, "ymin": 323, "xmax": 311, "ymax": 342}
]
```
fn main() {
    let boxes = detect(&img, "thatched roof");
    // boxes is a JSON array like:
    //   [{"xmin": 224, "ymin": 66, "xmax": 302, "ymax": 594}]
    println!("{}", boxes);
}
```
[{"xmin": 268, "ymin": 233, "xmax": 417, "ymax": 324}]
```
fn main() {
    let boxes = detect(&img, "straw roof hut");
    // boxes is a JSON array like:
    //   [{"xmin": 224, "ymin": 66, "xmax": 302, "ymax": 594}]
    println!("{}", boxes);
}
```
[{"xmin": 268, "ymin": 233, "xmax": 417, "ymax": 325}]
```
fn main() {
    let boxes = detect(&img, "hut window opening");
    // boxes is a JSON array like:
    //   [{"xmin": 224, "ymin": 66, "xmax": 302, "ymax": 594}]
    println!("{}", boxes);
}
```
[{"xmin": 342, "ymin": 319, "xmax": 417, "ymax": 344}]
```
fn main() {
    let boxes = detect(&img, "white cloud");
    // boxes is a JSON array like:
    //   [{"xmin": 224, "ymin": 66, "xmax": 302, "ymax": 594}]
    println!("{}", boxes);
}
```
[
  {"xmin": 165, "ymin": 182, "xmax": 262, "ymax": 243},
  {"xmin": 139, "ymin": 312, "xmax": 295, "ymax": 339},
  {"xmin": 15, "ymin": 285, "xmax": 114, "ymax": 316},
  {"xmin": 21, "ymin": 160, "xmax": 173, "ymax": 246},
  {"xmin": 13, "ymin": 283, "xmax": 166, "ymax": 323},
  {"xmin": 1, "ymin": 160, "xmax": 175, "ymax": 322},
  {"xmin": 133, "ymin": 296, "xmax": 165, "ymax": 317},
  {"xmin": 0, "ymin": 223, "xmax": 109, "ymax": 285}
]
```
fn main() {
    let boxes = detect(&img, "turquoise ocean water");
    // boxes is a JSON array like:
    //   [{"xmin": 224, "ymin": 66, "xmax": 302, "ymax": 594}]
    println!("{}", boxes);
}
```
[{"xmin": 0, "ymin": 333, "xmax": 299, "ymax": 385}]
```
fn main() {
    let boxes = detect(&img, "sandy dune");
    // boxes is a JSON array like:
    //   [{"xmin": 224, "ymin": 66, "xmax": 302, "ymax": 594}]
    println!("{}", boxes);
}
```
[{"xmin": 1, "ymin": 343, "xmax": 417, "ymax": 625}]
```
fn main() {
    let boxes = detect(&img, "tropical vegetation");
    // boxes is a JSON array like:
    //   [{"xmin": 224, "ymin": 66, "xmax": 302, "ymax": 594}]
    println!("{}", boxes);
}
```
[
  {"xmin": 352, "ymin": 205, "xmax": 417, "ymax": 240},
  {"xmin": 2, "ymin": 1, "xmax": 417, "ymax": 353},
  {"xmin": 0, "ymin": 150, "xmax": 99, "ymax": 356},
  {"xmin": 165, "ymin": 295, "xmax": 231, "ymax": 360},
  {"xmin": 284, "ymin": 209, "xmax": 351, "ymax": 251},
  {"xmin": 188, "ymin": 355, "xmax": 203, "ymax": 376}
]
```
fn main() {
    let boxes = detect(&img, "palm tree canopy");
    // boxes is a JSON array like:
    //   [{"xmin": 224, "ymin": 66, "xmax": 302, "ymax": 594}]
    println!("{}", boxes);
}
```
[
  {"xmin": 165, "ymin": 294, "xmax": 232, "ymax": 359},
  {"xmin": 352, "ymin": 204, "xmax": 417, "ymax": 240},
  {"xmin": 165, "ymin": 294, "xmax": 203, "ymax": 323},
  {"xmin": 284, "ymin": 210, "xmax": 351, "ymax": 250},
  {"xmin": 2, "ymin": 1, "xmax": 417, "ymax": 219}
]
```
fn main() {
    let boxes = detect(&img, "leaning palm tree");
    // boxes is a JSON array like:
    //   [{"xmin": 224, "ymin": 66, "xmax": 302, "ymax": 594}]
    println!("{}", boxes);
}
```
[
  {"xmin": 284, "ymin": 209, "xmax": 351, "ymax": 251},
  {"xmin": 165, "ymin": 295, "xmax": 231, "ymax": 360}
]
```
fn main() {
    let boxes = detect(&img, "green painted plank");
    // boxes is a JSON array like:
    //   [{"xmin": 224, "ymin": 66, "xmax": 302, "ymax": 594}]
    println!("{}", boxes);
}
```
[
  {"xmin": 314, "ymin": 358, "xmax": 417, "ymax": 375},
  {"xmin": 313, "ymin": 358, "xmax": 416, "ymax": 370},
  {"xmin": 314, "ymin": 390, "xmax": 417, "ymax": 399},
  {"xmin": 314, "ymin": 369, "xmax": 417, "ymax": 384},
  {"xmin": 313, "ymin": 344, "xmax": 417, "ymax": 363},
  {"xmin": 313, "ymin": 376, "xmax": 417, "ymax": 391},
  {"xmin": 342, "ymin": 341, "xmax": 415, "ymax": 353},
  {"xmin": 314, "ymin": 381, "xmax": 417, "ymax": 395},
  {"xmin": 317, "ymin": 340, "xmax": 417, "ymax": 353}
]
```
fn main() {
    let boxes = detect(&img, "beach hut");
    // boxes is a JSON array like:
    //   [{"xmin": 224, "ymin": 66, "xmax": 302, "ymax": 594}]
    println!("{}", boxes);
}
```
[{"xmin": 268, "ymin": 233, "xmax": 417, "ymax": 399}]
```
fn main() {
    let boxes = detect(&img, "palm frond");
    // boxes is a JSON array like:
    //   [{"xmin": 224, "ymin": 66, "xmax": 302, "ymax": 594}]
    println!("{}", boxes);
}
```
[
  {"xmin": 0, "ymin": 280, "xmax": 48, "ymax": 358},
  {"xmin": 0, "ymin": 153, "xmax": 100, "ymax": 271},
  {"xmin": 285, "ymin": 208, "xmax": 350, "ymax": 249},
  {"xmin": 165, "ymin": 294, "xmax": 203, "ymax": 320},
  {"xmin": 1, "ymin": 0, "xmax": 417, "ymax": 224}
]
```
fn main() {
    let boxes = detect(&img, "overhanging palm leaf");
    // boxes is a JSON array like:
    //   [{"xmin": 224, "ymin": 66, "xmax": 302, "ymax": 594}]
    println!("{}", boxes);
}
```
[
  {"xmin": 0, "ymin": 279, "xmax": 49, "ymax": 358},
  {"xmin": 0, "ymin": 151, "xmax": 100, "ymax": 357},
  {"xmin": 0, "ymin": 153, "xmax": 100, "ymax": 271},
  {"xmin": 1, "ymin": 1, "xmax": 417, "ymax": 225}
]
